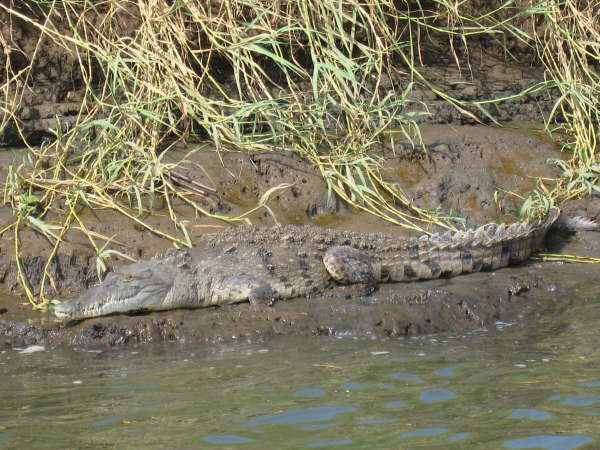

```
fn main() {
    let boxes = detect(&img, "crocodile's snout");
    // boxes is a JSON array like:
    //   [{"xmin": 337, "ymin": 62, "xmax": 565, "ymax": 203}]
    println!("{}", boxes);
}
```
[{"xmin": 53, "ymin": 261, "xmax": 178, "ymax": 320}]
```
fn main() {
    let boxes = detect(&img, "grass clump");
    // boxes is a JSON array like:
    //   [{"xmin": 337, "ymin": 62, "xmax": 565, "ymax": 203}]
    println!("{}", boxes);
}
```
[
  {"xmin": 534, "ymin": 1, "xmax": 600, "ymax": 204},
  {"xmin": 0, "ymin": 0, "xmax": 598, "ymax": 306}
]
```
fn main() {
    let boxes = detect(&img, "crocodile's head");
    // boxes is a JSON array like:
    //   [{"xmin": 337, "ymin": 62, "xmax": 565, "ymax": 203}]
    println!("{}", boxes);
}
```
[{"xmin": 54, "ymin": 258, "xmax": 180, "ymax": 320}]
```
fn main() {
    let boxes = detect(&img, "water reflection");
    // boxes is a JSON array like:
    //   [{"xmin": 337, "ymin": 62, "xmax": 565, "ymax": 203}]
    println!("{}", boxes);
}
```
[
  {"xmin": 561, "ymin": 397, "xmax": 600, "ymax": 406},
  {"xmin": 578, "ymin": 381, "xmax": 600, "ymax": 388},
  {"xmin": 384, "ymin": 401, "xmax": 407, "ymax": 408},
  {"xmin": 420, "ymin": 388, "xmax": 457, "ymax": 402},
  {"xmin": 400, "ymin": 428, "xmax": 448, "ymax": 438},
  {"xmin": 304, "ymin": 439, "xmax": 352, "ymax": 447},
  {"xmin": 508, "ymin": 409, "xmax": 552, "ymax": 420},
  {"xmin": 203, "ymin": 434, "xmax": 256, "ymax": 444},
  {"xmin": 504, "ymin": 435, "xmax": 593, "ymax": 449},
  {"xmin": 242, "ymin": 406, "xmax": 356, "ymax": 427},
  {"xmin": 433, "ymin": 364, "xmax": 464, "ymax": 377},
  {"xmin": 298, "ymin": 423, "xmax": 338, "ymax": 431},
  {"xmin": 340, "ymin": 382, "xmax": 364, "ymax": 390},
  {"xmin": 390, "ymin": 372, "xmax": 424, "ymax": 383},
  {"xmin": 293, "ymin": 388, "xmax": 327, "ymax": 397},
  {"xmin": 449, "ymin": 432, "xmax": 470, "ymax": 441}
]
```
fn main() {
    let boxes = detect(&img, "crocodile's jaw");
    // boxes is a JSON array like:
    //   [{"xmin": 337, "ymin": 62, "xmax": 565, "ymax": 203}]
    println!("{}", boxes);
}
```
[{"xmin": 54, "ymin": 264, "xmax": 175, "ymax": 320}]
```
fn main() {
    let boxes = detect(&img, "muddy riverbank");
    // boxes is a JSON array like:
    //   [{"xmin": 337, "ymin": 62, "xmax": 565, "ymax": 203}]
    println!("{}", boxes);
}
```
[
  {"xmin": 0, "ymin": 221, "xmax": 599, "ymax": 347},
  {"xmin": 0, "ymin": 124, "xmax": 598, "ymax": 347}
]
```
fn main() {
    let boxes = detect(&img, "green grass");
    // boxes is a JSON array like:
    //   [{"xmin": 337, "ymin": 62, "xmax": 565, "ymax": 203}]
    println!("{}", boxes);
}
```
[{"xmin": 0, "ymin": 0, "xmax": 598, "ymax": 306}]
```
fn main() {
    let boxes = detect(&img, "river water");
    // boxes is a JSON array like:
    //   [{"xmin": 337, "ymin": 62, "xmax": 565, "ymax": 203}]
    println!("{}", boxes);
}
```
[{"xmin": 1, "ymin": 292, "xmax": 599, "ymax": 450}]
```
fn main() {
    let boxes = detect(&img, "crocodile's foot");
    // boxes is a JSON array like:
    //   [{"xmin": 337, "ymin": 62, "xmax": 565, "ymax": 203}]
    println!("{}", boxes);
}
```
[
  {"xmin": 327, "ymin": 283, "xmax": 378, "ymax": 299},
  {"xmin": 248, "ymin": 278, "xmax": 276, "ymax": 311}
]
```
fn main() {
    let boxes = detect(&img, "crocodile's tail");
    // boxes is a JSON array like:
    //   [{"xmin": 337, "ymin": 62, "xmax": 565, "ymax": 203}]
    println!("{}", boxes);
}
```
[{"xmin": 384, "ymin": 207, "xmax": 560, "ymax": 282}]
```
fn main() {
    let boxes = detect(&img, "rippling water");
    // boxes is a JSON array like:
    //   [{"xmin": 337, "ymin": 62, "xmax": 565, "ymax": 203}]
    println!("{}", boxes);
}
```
[{"xmin": 1, "ymin": 295, "xmax": 599, "ymax": 449}]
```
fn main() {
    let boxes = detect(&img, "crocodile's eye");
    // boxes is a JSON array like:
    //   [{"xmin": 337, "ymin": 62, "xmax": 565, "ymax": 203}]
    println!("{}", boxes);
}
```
[{"xmin": 122, "ymin": 269, "xmax": 152, "ymax": 282}]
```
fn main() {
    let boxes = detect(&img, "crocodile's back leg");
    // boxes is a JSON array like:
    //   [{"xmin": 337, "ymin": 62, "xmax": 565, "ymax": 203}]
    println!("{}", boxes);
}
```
[{"xmin": 323, "ymin": 245, "xmax": 381, "ymax": 284}]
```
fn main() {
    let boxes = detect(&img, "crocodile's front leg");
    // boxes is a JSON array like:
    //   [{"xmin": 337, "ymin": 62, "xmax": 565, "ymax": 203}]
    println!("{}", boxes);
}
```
[{"xmin": 208, "ymin": 275, "xmax": 275, "ymax": 308}]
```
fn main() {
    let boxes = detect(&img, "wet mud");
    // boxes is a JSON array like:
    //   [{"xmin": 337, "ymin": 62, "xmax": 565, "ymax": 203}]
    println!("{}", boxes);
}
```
[{"xmin": 0, "ymin": 125, "xmax": 598, "ymax": 347}]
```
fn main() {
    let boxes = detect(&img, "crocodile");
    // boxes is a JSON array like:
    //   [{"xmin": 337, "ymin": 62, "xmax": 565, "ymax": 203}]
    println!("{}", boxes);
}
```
[{"xmin": 51, "ymin": 208, "xmax": 575, "ymax": 320}]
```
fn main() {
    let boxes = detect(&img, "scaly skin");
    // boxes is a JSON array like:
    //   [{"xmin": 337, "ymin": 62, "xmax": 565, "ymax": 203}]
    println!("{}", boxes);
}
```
[{"xmin": 54, "ymin": 208, "xmax": 560, "ymax": 320}]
